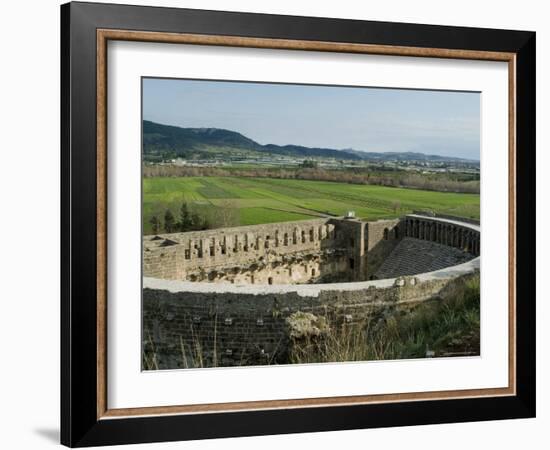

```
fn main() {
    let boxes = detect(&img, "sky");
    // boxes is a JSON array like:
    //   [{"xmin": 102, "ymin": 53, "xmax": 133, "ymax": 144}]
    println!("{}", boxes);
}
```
[{"xmin": 143, "ymin": 78, "xmax": 480, "ymax": 160}]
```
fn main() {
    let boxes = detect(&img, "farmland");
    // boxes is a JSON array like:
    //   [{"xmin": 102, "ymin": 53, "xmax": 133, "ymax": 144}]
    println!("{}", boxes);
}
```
[{"xmin": 143, "ymin": 176, "xmax": 480, "ymax": 234}]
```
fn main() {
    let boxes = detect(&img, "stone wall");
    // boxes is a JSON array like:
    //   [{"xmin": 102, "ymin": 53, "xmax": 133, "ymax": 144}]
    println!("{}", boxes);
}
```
[
  {"xmin": 143, "ymin": 256, "xmax": 480, "ymax": 369},
  {"xmin": 403, "ymin": 214, "xmax": 480, "ymax": 256},
  {"xmin": 413, "ymin": 210, "xmax": 481, "ymax": 226},
  {"xmin": 364, "ymin": 219, "xmax": 402, "ymax": 277},
  {"xmin": 143, "ymin": 218, "xmax": 348, "ymax": 284},
  {"xmin": 142, "ymin": 215, "xmax": 481, "ymax": 369},
  {"xmin": 143, "ymin": 215, "xmax": 478, "ymax": 285},
  {"xmin": 143, "ymin": 217, "xmax": 405, "ymax": 284}
]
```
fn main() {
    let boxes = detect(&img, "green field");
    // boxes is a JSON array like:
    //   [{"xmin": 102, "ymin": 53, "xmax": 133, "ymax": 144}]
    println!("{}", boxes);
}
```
[{"xmin": 143, "ymin": 176, "xmax": 480, "ymax": 234}]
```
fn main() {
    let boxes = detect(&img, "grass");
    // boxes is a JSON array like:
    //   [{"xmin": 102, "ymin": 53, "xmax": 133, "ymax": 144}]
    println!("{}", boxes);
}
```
[
  {"xmin": 143, "ymin": 176, "xmax": 480, "ymax": 234},
  {"xmin": 288, "ymin": 275, "xmax": 480, "ymax": 364}
]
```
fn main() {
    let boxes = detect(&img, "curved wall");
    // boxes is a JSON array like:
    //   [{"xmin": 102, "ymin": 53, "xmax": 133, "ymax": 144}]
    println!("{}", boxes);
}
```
[
  {"xmin": 143, "ymin": 215, "xmax": 480, "ymax": 369},
  {"xmin": 403, "ymin": 214, "xmax": 480, "ymax": 255}
]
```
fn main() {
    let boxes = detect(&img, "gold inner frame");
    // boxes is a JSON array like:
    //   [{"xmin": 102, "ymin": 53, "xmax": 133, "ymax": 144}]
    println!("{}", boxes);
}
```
[{"xmin": 96, "ymin": 29, "xmax": 517, "ymax": 420}]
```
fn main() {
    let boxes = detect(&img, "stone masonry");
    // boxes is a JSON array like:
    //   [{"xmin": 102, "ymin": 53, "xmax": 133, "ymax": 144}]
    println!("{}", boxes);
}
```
[
  {"xmin": 142, "ymin": 214, "xmax": 480, "ymax": 368},
  {"xmin": 143, "ymin": 217, "xmax": 403, "ymax": 284}
]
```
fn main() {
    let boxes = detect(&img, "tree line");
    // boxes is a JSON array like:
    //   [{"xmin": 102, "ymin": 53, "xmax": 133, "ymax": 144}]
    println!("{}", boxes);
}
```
[
  {"xmin": 147, "ymin": 200, "xmax": 240, "ymax": 235},
  {"xmin": 149, "ymin": 202, "xmax": 208, "ymax": 234},
  {"xmin": 143, "ymin": 164, "xmax": 480, "ymax": 194}
]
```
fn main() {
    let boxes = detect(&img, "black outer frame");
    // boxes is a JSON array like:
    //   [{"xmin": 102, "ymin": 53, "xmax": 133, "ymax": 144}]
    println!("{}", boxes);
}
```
[{"xmin": 60, "ymin": 1, "xmax": 536, "ymax": 447}]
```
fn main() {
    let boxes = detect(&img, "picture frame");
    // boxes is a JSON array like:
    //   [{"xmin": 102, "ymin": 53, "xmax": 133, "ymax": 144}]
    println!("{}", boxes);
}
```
[{"xmin": 60, "ymin": 1, "xmax": 536, "ymax": 447}]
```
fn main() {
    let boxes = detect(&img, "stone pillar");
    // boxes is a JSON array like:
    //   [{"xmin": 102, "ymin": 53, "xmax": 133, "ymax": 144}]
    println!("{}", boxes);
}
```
[
  {"xmin": 209, "ymin": 237, "xmax": 216, "ymax": 258},
  {"xmin": 200, "ymin": 238, "xmax": 208, "ymax": 260}
]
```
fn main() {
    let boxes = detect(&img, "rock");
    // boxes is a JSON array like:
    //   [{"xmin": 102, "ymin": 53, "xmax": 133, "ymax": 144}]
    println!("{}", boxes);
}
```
[{"xmin": 286, "ymin": 311, "xmax": 329, "ymax": 339}]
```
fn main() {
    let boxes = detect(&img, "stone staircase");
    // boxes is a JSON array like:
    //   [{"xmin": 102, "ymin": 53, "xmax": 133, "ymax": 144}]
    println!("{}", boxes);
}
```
[{"xmin": 374, "ymin": 237, "xmax": 474, "ymax": 280}]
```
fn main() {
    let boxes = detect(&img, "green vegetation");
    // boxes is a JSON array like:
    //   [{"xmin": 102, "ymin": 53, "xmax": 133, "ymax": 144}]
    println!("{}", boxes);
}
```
[
  {"xmin": 144, "ymin": 164, "xmax": 480, "ymax": 194},
  {"xmin": 288, "ymin": 275, "xmax": 480, "ymax": 364},
  {"xmin": 143, "ymin": 176, "xmax": 480, "ymax": 234}
]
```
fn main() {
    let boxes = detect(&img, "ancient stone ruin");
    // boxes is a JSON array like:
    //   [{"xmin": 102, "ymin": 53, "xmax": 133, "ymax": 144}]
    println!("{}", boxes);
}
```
[{"xmin": 143, "ymin": 213, "xmax": 480, "ymax": 369}]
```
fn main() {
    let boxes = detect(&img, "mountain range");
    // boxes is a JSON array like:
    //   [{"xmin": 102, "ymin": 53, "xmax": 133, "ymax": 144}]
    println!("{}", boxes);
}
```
[{"xmin": 143, "ymin": 120, "xmax": 477, "ymax": 163}]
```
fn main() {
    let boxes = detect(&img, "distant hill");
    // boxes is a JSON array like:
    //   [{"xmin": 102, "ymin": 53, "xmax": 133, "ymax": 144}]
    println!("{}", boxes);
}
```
[
  {"xmin": 143, "ymin": 120, "xmax": 476, "ymax": 163},
  {"xmin": 143, "ymin": 120, "xmax": 362, "ymax": 161},
  {"xmin": 343, "ymin": 149, "xmax": 476, "ymax": 163}
]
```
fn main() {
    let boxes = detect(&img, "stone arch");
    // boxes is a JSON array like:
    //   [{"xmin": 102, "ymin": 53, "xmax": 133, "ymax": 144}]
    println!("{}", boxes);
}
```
[{"xmin": 452, "ymin": 226, "xmax": 458, "ymax": 247}]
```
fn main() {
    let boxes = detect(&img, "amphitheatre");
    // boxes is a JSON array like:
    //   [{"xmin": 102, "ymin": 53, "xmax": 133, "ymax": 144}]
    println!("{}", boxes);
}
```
[{"xmin": 143, "ymin": 212, "xmax": 480, "ymax": 369}]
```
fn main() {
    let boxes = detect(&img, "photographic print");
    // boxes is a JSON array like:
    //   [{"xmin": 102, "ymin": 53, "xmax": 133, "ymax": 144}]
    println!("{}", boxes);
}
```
[
  {"xmin": 62, "ymin": 5, "xmax": 535, "ymax": 444},
  {"xmin": 141, "ymin": 78, "xmax": 481, "ymax": 370}
]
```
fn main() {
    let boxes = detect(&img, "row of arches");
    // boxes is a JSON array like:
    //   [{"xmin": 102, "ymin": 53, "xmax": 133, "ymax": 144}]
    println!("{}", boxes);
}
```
[
  {"xmin": 403, "ymin": 218, "xmax": 480, "ymax": 256},
  {"xmin": 180, "ymin": 223, "xmax": 338, "ymax": 261}
]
